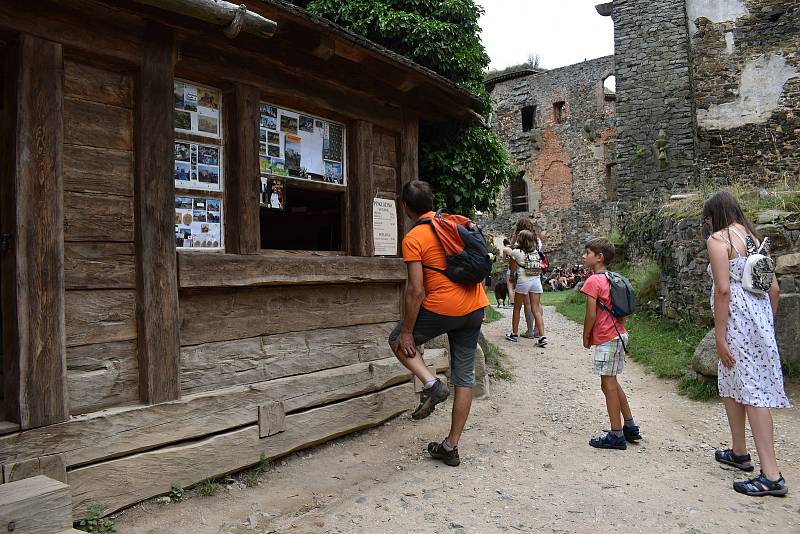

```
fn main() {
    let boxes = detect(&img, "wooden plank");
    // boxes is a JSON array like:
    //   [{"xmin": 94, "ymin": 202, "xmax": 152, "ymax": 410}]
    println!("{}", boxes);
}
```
[
  {"xmin": 258, "ymin": 402, "xmax": 285, "ymax": 438},
  {"xmin": 65, "ymin": 243, "xmax": 136, "ymax": 290},
  {"xmin": 0, "ymin": 423, "xmax": 20, "ymax": 437},
  {"xmin": 67, "ymin": 341, "xmax": 139, "ymax": 415},
  {"xmin": 178, "ymin": 253, "xmax": 405, "ymax": 288},
  {"xmin": 372, "ymin": 128, "xmax": 398, "ymax": 167},
  {"xmin": 64, "ymin": 191, "xmax": 134, "ymax": 242},
  {"xmin": 63, "ymin": 145, "xmax": 134, "ymax": 197},
  {"xmin": 65, "ymin": 291, "xmax": 136, "ymax": 347},
  {"xmin": 135, "ymin": 24, "xmax": 180, "ymax": 405},
  {"xmin": 348, "ymin": 121, "xmax": 373, "ymax": 256},
  {"xmin": 63, "ymin": 59, "xmax": 133, "ymax": 108},
  {"xmin": 179, "ymin": 283, "xmax": 400, "ymax": 345},
  {"xmin": 0, "ymin": 475, "xmax": 73, "ymax": 533},
  {"xmin": 63, "ymin": 97, "xmax": 133, "ymax": 150},
  {"xmin": 399, "ymin": 114, "xmax": 419, "ymax": 236},
  {"xmin": 181, "ymin": 322, "xmax": 396, "ymax": 395},
  {"xmin": 373, "ymin": 165, "xmax": 397, "ymax": 193},
  {"xmin": 2, "ymin": 35, "xmax": 69, "ymax": 430},
  {"xmin": 3, "ymin": 454, "xmax": 66, "ymax": 484},
  {"xmin": 223, "ymin": 83, "xmax": 261, "ymax": 254},
  {"xmin": 68, "ymin": 384, "xmax": 415, "ymax": 516},
  {"xmin": 0, "ymin": 349, "xmax": 447, "ymax": 469}
]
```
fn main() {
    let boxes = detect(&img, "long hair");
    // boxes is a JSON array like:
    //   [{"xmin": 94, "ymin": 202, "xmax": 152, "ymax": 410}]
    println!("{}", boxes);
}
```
[
  {"xmin": 702, "ymin": 191, "xmax": 760, "ymax": 240},
  {"xmin": 513, "ymin": 218, "xmax": 537, "ymax": 247},
  {"xmin": 516, "ymin": 230, "xmax": 535, "ymax": 253}
]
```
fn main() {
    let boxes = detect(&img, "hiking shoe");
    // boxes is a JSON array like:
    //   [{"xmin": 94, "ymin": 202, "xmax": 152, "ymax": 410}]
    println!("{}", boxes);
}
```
[
  {"xmin": 411, "ymin": 378, "xmax": 449, "ymax": 420},
  {"xmin": 623, "ymin": 424, "xmax": 642, "ymax": 443},
  {"xmin": 427, "ymin": 440, "xmax": 460, "ymax": 466},
  {"xmin": 589, "ymin": 431, "xmax": 627, "ymax": 450},
  {"xmin": 505, "ymin": 333, "xmax": 518, "ymax": 342}
]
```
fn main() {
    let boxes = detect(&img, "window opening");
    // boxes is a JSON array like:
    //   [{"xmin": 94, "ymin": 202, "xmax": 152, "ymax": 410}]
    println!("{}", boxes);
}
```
[
  {"xmin": 603, "ymin": 75, "xmax": 616, "ymax": 102},
  {"xmin": 553, "ymin": 101, "xmax": 565, "ymax": 124},
  {"xmin": 521, "ymin": 105, "xmax": 536, "ymax": 132},
  {"xmin": 173, "ymin": 80, "xmax": 224, "ymax": 250},
  {"xmin": 259, "ymin": 102, "xmax": 346, "ymax": 251},
  {"xmin": 510, "ymin": 173, "xmax": 528, "ymax": 213}
]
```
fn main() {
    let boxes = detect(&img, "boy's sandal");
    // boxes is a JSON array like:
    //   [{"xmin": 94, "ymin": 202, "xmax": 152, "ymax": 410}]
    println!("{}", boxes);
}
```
[
  {"xmin": 733, "ymin": 472, "xmax": 788, "ymax": 497},
  {"xmin": 715, "ymin": 449, "xmax": 754, "ymax": 472}
]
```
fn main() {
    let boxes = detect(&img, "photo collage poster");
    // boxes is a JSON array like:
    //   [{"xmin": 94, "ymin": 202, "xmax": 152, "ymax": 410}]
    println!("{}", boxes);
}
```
[
  {"xmin": 258, "ymin": 102, "xmax": 345, "ymax": 202},
  {"xmin": 174, "ymin": 81, "xmax": 221, "ymax": 137},
  {"xmin": 174, "ymin": 141, "xmax": 222, "ymax": 192},
  {"xmin": 175, "ymin": 196, "xmax": 223, "ymax": 249}
]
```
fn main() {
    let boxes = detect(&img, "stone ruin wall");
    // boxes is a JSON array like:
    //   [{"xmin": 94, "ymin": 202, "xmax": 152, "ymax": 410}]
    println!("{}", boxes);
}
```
[{"xmin": 484, "ymin": 56, "xmax": 617, "ymax": 266}]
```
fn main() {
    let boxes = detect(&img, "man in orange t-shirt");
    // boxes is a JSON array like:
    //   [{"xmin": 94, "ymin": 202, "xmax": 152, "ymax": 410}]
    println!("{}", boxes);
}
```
[{"xmin": 389, "ymin": 180, "xmax": 488, "ymax": 467}]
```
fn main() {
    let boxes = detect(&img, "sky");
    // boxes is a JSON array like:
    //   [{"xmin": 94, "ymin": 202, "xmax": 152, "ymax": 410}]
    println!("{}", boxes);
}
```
[{"xmin": 477, "ymin": 0, "xmax": 615, "ymax": 71}]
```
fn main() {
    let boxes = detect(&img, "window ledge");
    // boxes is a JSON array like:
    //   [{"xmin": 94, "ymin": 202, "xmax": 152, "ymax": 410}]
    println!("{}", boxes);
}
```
[{"xmin": 178, "ymin": 252, "xmax": 406, "ymax": 288}]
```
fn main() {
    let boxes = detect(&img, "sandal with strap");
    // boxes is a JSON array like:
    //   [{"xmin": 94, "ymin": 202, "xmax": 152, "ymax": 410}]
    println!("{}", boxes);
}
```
[
  {"xmin": 715, "ymin": 449, "xmax": 754, "ymax": 472},
  {"xmin": 733, "ymin": 471, "xmax": 788, "ymax": 497},
  {"xmin": 535, "ymin": 336, "xmax": 547, "ymax": 348}
]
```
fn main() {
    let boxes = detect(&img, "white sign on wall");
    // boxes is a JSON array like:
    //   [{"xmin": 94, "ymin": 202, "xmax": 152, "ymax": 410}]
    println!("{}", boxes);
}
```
[{"xmin": 372, "ymin": 198, "xmax": 398, "ymax": 256}]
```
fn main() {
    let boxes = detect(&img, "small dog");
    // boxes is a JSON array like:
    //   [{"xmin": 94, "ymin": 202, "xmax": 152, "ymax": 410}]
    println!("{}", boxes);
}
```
[{"xmin": 494, "ymin": 281, "xmax": 509, "ymax": 308}]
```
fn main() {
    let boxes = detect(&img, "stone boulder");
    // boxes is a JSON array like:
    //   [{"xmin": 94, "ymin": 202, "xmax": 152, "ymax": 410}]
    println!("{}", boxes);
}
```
[
  {"xmin": 776, "ymin": 293, "xmax": 800, "ymax": 366},
  {"xmin": 756, "ymin": 209, "xmax": 792, "ymax": 224},
  {"xmin": 756, "ymin": 224, "xmax": 792, "ymax": 254},
  {"xmin": 776, "ymin": 253, "xmax": 800, "ymax": 275},
  {"xmin": 692, "ymin": 329, "xmax": 719, "ymax": 377}
]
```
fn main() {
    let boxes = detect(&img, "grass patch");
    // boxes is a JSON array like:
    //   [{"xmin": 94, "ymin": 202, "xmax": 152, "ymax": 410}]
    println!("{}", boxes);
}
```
[
  {"xmin": 783, "ymin": 359, "xmax": 800, "ymax": 379},
  {"xmin": 484, "ymin": 341, "xmax": 513, "ymax": 380},
  {"xmin": 195, "ymin": 479, "xmax": 221, "ymax": 497},
  {"xmin": 659, "ymin": 181, "xmax": 800, "ymax": 219},
  {"xmin": 540, "ymin": 290, "xmax": 570, "ymax": 307},
  {"xmin": 239, "ymin": 453, "xmax": 271, "ymax": 488},
  {"xmin": 678, "ymin": 376, "xmax": 719, "ymax": 401}
]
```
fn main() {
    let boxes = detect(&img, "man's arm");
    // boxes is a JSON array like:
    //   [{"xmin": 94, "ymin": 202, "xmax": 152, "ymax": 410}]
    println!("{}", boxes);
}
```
[
  {"xmin": 583, "ymin": 296, "xmax": 597, "ymax": 348},
  {"xmin": 396, "ymin": 261, "xmax": 425, "ymax": 358}
]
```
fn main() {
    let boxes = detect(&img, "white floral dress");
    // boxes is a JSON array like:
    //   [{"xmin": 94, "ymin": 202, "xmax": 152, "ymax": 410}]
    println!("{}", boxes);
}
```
[{"xmin": 708, "ymin": 230, "xmax": 791, "ymax": 408}]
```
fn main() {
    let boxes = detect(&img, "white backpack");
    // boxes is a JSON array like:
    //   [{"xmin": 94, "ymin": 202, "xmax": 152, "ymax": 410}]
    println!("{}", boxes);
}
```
[{"xmin": 730, "ymin": 230, "xmax": 774, "ymax": 295}]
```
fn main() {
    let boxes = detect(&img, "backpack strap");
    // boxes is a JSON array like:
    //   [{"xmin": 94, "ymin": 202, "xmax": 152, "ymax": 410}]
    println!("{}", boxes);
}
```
[
  {"xmin": 412, "ymin": 217, "xmax": 446, "ymax": 274},
  {"xmin": 596, "ymin": 272, "xmax": 629, "ymax": 353}
]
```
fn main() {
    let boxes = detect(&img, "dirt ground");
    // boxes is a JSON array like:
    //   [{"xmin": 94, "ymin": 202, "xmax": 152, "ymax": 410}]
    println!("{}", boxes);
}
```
[{"xmin": 115, "ymin": 305, "xmax": 799, "ymax": 533}]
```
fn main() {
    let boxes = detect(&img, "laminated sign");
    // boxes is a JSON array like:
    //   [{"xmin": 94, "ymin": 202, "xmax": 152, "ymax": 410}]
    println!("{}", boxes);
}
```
[{"xmin": 372, "ymin": 198, "xmax": 398, "ymax": 256}]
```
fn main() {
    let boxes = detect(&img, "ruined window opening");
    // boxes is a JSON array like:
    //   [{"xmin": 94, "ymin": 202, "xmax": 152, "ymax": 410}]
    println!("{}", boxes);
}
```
[
  {"xmin": 605, "ymin": 164, "xmax": 617, "ymax": 201},
  {"xmin": 510, "ymin": 173, "xmax": 528, "ymax": 213},
  {"xmin": 553, "ymin": 101, "xmax": 565, "ymax": 124},
  {"xmin": 521, "ymin": 105, "xmax": 536, "ymax": 132},
  {"xmin": 603, "ymin": 75, "xmax": 616, "ymax": 102}
]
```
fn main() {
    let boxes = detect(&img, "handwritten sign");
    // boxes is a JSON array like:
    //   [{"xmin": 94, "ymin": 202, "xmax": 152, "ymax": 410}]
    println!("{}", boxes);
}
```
[{"xmin": 372, "ymin": 198, "xmax": 398, "ymax": 256}]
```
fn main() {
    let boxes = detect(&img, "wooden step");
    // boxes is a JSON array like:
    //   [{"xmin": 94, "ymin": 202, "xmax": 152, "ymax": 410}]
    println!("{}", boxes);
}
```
[{"xmin": 0, "ymin": 475, "xmax": 73, "ymax": 533}]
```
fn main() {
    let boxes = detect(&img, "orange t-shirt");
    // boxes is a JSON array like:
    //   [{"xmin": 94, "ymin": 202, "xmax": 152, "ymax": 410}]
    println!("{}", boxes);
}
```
[{"xmin": 401, "ymin": 212, "xmax": 489, "ymax": 317}]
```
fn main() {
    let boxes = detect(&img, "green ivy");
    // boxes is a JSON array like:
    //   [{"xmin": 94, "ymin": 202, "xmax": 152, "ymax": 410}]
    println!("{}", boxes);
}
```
[{"xmin": 295, "ymin": 0, "xmax": 518, "ymax": 215}]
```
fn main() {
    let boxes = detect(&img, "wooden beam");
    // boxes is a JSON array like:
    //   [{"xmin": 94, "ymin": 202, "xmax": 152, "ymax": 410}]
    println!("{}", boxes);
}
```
[
  {"xmin": 177, "ymin": 253, "xmax": 405, "ymax": 288},
  {"xmin": 258, "ymin": 402, "xmax": 285, "ymax": 438},
  {"xmin": 1, "ymin": 34, "xmax": 69, "ymax": 430},
  {"xmin": 130, "ymin": 0, "xmax": 277, "ymax": 39},
  {"xmin": 2, "ymin": 454, "xmax": 67, "ymax": 484},
  {"xmin": 223, "ymin": 83, "xmax": 261, "ymax": 254},
  {"xmin": 134, "ymin": 24, "xmax": 180, "ymax": 404},
  {"xmin": 399, "ymin": 114, "xmax": 419, "ymax": 237},
  {"xmin": 348, "ymin": 121, "xmax": 374, "ymax": 256},
  {"xmin": 0, "ymin": 475, "xmax": 73, "ymax": 533}
]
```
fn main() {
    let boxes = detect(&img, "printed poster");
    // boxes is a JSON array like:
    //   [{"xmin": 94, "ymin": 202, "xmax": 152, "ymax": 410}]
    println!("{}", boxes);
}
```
[
  {"xmin": 174, "ymin": 140, "xmax": 221, "ymax": 191},
  {"xmin": 175, "ymin": 196, "xmax": 223, "ymax": 249},
  {"xmin": 372, "ymin": 198, "xmax": 398, "ymax": 256},
  {"xmin": 174, "ymin": 81, "xmax": 221, "ymax": 137},
  {"xmin": 261, "ymin": 177, "xmax": 286, "ymax": 210}
]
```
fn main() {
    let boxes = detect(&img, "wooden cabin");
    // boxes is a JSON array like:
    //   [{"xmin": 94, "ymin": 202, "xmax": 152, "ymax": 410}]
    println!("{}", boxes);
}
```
[{"xmin": 0, "ymin": 0, "xmax": 482, "ymax": 519}]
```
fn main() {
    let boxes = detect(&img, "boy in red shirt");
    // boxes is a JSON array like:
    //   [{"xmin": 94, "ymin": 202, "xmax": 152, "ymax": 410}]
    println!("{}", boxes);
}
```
[{"xmin": 580, "ymin": 238, "xmax": 641, "ymax": 450}]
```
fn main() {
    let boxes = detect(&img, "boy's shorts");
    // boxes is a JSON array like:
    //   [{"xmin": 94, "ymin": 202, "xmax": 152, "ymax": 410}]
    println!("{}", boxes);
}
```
[{"xmin": 593, "ymin": 334, "xmax": 628, "ymax": 376}]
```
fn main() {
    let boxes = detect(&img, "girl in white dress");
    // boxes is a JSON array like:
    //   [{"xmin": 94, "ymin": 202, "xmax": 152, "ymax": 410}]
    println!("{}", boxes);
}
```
[{"xmin": 704, "ymin": 191, "xmax": 790, "ymax": 497}]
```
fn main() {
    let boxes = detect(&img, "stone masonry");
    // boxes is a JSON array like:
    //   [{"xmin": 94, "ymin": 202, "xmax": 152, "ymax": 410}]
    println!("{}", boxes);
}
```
[{"xmin": 484, "ymin": 57, "xmax": 617, "ymax": 264}]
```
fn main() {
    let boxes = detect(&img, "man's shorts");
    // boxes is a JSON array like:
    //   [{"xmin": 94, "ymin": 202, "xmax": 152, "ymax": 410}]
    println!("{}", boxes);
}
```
[
  {"xmin": 388, "ymin": 307, "xmax": 484, "ymax": 387},
  {"xmin": 593, "ymin": 334, "xmax": 628, "ymax": 376},
  {"xmin": 515, "ymin": 276, "xmax": 543, "ymax": 295}
]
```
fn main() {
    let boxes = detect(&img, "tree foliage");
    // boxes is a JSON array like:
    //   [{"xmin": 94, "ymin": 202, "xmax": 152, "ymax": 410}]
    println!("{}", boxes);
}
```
[{"xmin": 297, "ymin": 0, "xmax": 517, "ymax": 215}]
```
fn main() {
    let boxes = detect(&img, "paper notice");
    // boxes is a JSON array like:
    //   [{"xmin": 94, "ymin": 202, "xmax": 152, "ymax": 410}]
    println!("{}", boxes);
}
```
[{"xmin": 372, "ymin": 198, "xmax": 398, "ymax": 256}]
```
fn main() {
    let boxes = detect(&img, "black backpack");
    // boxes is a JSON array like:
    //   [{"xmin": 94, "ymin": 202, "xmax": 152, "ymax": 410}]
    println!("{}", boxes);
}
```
[{"xmin": 414, "ymin": 209, "xmax": 492, "ymax": 285}]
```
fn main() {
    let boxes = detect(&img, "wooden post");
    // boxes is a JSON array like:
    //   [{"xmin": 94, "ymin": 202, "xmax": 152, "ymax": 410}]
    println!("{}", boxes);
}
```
[
  {"xmin": 348, "ymin": 120, "xmax": 374, "ymax": 256},
  {"xmin": 224, "ymin": 83, "xmax": 261, "ymax": 254},
  {"xmin": 135, "ymin": 24, "xmax": 181, "ymax": 404},
  {"xmin": 399, "ymin": 114, "xmax": 418, "ymax": 238},
  {"xmin": 0, "ymin": 35, "xmax": 69, "ymax": 429}
]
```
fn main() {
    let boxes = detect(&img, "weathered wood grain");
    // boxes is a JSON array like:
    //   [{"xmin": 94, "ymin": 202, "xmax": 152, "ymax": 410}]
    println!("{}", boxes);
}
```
[
  {"xmin": 348, "ymin": 121, "xmax": 374, "ymax": 256},
  {"xmin": 373, "ymin": 164, "xmax": 397, "ymax": 193},
  {"xmin": 67, "ymin": 341, "xmax": 139, "ymax": 415},
  {"xmin": 2, "ymin": 454, "xmax": 67, "ymax": 484},
  {"xmin": 258, "ymin": 402, "xmax": 285, "ymax": 438},
  {"xmin": 181, "ymin": 322, "xmax": 395, "ymax": 395},
  {"xmin": 372, "ymin": 127, "xmax": 398, "ymax": 167},
  {"xmin": 65, "ymin": 291, "xmax": 136, "ymax": 347},
  {"xmin": 135, "ymin": 24, "xmax": 180, "ymax": 405},
  {"xmin": 69, "ymin": 384, "xmax": 415, "ymax": 516},
  {"xmin": 178, "ymin": 253, "xmax": 405, "ymax": 288},
  {"xmin": 399, "ymin": 115, "xmax": 419, "ymax": 235},
  {"xmin": 63, "ymin": 97, "xmax": 133, "ymax": 150},
  {"xmin": 65, "ymin": 243, "xmax": 136, "ymax": 290},
  {"xmin": 3, "ymin": 35, "xmax": 69, "ymax": 429},
  {"xmin": 223, "ymin": 83, "xmax": 261, "ymax": 254},
  {"xmin": 0, "ymin": 475, "xmax": 73, "ymax": 533},
  {"xmin": 63, "ymin": 145, "xmax": 133, "ymax": 197},
  {"xmin": 64, "ymin": 191, "xmax": 134, "ymax": 242},
  {"xmin": 179, "ymin": 283, "xmax": 400, "ymax": 346},
  {"xmin": 64, "ymin": 59, "xmax": 133, "ymax": 108}
]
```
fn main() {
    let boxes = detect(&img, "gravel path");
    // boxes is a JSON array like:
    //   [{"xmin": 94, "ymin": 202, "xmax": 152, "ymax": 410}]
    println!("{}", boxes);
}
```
[{"xmin": 116, "ymin": 305, "xmax": 799, "ymax": 533}]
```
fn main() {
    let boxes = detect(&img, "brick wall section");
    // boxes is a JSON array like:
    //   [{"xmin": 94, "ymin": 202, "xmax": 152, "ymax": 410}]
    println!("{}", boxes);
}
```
[
  {"xmin": 610, "ymin": 0, "xmax": 697, "ymax": 204},
  {"xmin": 484, "ymin": 56, "xmax": 617, "ymax": 264},
  {"xmin": 689, "ymin": 0, "xmax": 800, "ymax": 185}
]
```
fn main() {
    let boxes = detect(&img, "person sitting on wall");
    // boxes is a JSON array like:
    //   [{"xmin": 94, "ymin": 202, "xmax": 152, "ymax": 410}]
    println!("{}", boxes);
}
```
[{"xmin": 388, "ymin": 180, "xmax": 489, "ymax": 467}]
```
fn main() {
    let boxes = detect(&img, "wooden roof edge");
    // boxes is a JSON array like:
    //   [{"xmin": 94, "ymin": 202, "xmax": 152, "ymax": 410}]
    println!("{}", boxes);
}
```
[{"xmin": 252, "ymin": 0, "xmax": 486, "ymax": 118}]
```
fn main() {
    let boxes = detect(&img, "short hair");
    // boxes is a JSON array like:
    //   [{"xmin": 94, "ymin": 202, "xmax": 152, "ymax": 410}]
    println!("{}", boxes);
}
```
[
  {"xmin": 516, "ymin": 230, "xmax": 535, "ymax": 252},
  {"xmin": 401, "ymin": 180, "xmax": 434, "ymax": 215},
  {"xmin": 585, "ymin": 237, "xmax": 615, "ymax": 265}
]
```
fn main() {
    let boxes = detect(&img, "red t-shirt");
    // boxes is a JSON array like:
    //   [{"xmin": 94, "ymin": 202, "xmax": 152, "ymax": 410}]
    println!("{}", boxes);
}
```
[{"xmin": 580, "ymin": 272, "xmax": 627, "ymax": 345}]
